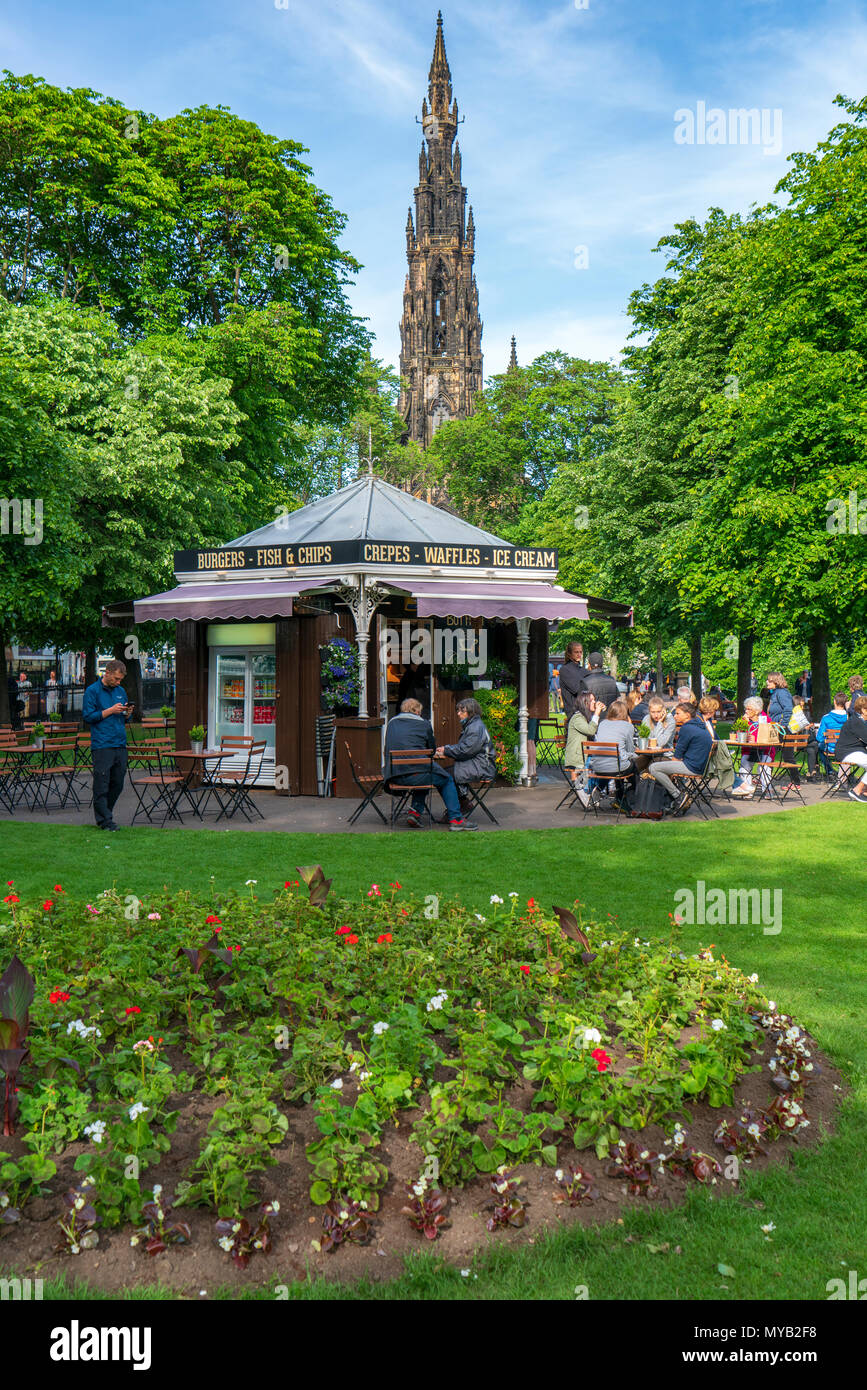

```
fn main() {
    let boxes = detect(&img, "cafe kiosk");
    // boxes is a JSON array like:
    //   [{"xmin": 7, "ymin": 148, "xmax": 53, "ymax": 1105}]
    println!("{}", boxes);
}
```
[{"xmin": 120, "ymin": 476, "xmax": 632, "ymax": 796}]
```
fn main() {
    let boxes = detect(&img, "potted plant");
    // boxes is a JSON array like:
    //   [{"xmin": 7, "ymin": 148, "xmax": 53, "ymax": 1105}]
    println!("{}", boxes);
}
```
[
  {"xmin": 474, "ymin": 657, "xmax": 511, "ymax": 691},
  {"xmin": 160, "ymin": 705, "xmax": 174, "ymax": 730},
  {"xmin": 30, "ymin": 721, "xmax": 46, "ymax": 749},
  {"xmin": 189, "ymin": 724, "xmax": 205, "ymax": 755},
  {"xmin": 733, "ymin": 716, "xmax": 749, "ymax": 744},
  {"xmin": 48, "ymin": 712, "xmax": 61, "ymax": 724},
  {"xmin": 636, "ymin": 721, "xmax": 651, "ymax": 750}
]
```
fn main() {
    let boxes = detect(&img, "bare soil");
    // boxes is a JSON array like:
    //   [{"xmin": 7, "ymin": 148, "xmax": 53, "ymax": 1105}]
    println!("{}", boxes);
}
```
[{"xmin": 0, "ymin": 1031, "xmax": 841, "ymax": 1297}]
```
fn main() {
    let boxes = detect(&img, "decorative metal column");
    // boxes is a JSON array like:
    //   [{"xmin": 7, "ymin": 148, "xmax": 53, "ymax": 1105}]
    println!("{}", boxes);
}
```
[
  {"xmin": 337, "ymin": 576, "xmax": 389, "ymax": 720},
  {"xmin": 516, "ymin": 616, "xmax": 531, "ymax": 786}
]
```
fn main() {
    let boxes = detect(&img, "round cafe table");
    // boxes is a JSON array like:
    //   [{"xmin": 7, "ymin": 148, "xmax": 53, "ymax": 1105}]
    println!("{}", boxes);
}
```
[
  {"xmin": 170, "ymin": 749, "xmax": 235, "ymax": 818},
  {"xmin": 633, "ymin": 747, "xmax": 674, "ymax": 771}
]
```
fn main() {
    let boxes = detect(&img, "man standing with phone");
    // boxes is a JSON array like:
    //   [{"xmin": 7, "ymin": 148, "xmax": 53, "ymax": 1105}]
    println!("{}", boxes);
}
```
[{"xmin": 82, "ymin": 659, "xmax": 133, "ymax": 831}]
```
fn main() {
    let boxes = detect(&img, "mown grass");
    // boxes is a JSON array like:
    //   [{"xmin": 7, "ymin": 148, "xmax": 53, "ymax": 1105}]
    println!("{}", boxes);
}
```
[{"xmin": 3, "ymin": 803, "xmax": 865, "ymax": 1300}]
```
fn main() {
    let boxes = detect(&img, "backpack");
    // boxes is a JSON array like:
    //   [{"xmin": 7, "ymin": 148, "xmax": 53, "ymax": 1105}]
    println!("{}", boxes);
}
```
[{"xmin": 628, "ymin": 773, "xmax": 669, "ymax": 820}]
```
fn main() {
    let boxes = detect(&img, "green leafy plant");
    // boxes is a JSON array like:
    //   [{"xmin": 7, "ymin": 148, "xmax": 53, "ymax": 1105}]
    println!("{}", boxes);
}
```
[
  {"xmin": 215, "ymin": 1200, "xmax": 278, "ymax": 1267},
  {"xmin": 733, "ymin": 717, "xmax": 749, "ymax": 733},
  {"xmin": 189, "ymin": 725, "xmax": 205, "ymax": 742},
  {"xmin": 636, "ymin": 722, "xmax": 651, "ymax": 738},
  {"xmin": 159, "ymin": 706, "xmax": 174, "ymax": 720},
  {"xmin": 130, "ymin": 1185, "xmax": 191, "ymax": 1256}
]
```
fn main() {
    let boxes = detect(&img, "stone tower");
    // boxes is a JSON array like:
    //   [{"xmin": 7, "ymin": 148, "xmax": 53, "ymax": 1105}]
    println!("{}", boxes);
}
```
[{"xmin": 398, "ymin": 12, "xmax": 483, "ymax": 447}]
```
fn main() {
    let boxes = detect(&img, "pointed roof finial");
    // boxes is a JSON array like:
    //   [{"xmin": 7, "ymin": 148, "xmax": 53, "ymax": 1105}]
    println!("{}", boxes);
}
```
[
  {"xmin": 508, "ymin": 336, "xmax": 518, "ymax": 372},
  {"xmin": 429, "ymin": 11, "xmax": 451, "ymax": 86}
]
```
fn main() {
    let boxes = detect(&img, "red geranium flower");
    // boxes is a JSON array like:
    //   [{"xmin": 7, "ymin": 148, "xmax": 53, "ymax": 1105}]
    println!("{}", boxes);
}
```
[
  {"xmin": 42, "ymin": 900, "xmax": 54, "ymax": 912},
  {"xmin": 205, "ymin": 915, "xmax": 221, "ymax": 924},
  {"xmin": 5, "ymin": 880, "xmax": 11, "ymax": 886},
  {"xmin": 376, "ymin": 933, "xmax": 392, "ymax": 945},
  {"xmin": 345, "ymin": 934, "xmax": 359, "ymax": 945},
  {"xmin": 591, "ymin": 1047, "xmax": 612, "ymax": 1073},
  {"xmin": 3, "ymin": 894, "xmax": 19, "ymax": 904},
  {"xmin": 125, "ymin": 1005, "xmax": 141, "ymax": 1015},
  {"xmin": 233, "ymin": 945, "xmax": 241, "ymax": 953},
  {"xmin": 399, "ymin": 908, "xmax": 409, "ymax": 916},
  {"xmin": 336, "ymin": 925, "xmax": 351, "ymax": 936},
  {"xmin": 214, "ymin": 925, "xmax": 223, "ymax": 933},
  {"xmin": 389, "ymin": 881, "xmax": 401, "ymax": 890},
  {"xmin": 49, "ymin": 989, "xmax": 70, "ymax": 1004},
  {"xmin": 54, "ymin": 883, "xmax": 64, "ymax": 892},
  {"xmin": 519, "ymin": 965, "xmax": 531, "ymax": 976}
]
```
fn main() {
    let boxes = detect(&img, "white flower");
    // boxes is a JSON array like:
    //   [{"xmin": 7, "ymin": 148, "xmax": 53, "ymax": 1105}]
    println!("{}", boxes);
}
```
[
  {"xmin": 128, "ymin": 1102, "xmax": 148, "ymax": 1121},
  {"xmin": 581, "ymin": 1027, "xmax": 602, "ymax": 1046},
  {"xmin": 460, "ymin": 1268, "xmax": 470, "ymax": 1277},
  {"xmin": 147, "ymin": 912, "xmax": 161, "ymax": 921},
  {"xmin": 372, "ymin": 1021, "xmax": 389, "ymax": 1035},
  {"xmin": 747, "ymin": 1123, "xmax": 760, "ymax": 1138},
  {"xmin": 711, "ymin": 1019, "xmax": 727, "ymax": 1032},
  {"xmin": 130, "ymin": 1235, "xmax": 140, "ymax": 1246},
  {"xmin": 218, "ymin": 1236, "xmax": 234, "ymax": 1252},
  {"xmin": 555, "ymin": 1169, "xmax": 564, "ymax": 1182},
  {"xmin": 412, "ymin": 1182, "xmax": 426, "ymax": 1197},
  {"xmin": 426, "ymin": 991, "xmax": 448, "ymax": 1013},
  {"xmin": 83, "ymin": 1120, "xmax": 106, "ymax": 1144},
  {"xmin": 761, "ymin": 1222, "xmax": 776, "ymax": 1234},
  {"xmin": 330, "ymin": 1078, "xmax": 344, "ymax": 1090},
  {"xmin": 339, "ymin": 1210, "xmax": 349, "ymax": 1221},
  {"xmin": 349, "ymin": 1060, "xmax": 359, "ymax": 1072},
  {"xmin": 475, "ymin": 914, "xmax": 486, "ymax": 923},
  {"xmin": 71, "ymin": 1244, "xmax": 80, "ymax": 1255},
  {"xmin": 152, "ymin": 1184, "xmax": 163, "ymax": 1198},
  {"xmin": 768, "ymin": 1001, "xmax": 776, "ymax": 1011},
  {"xmin": 67, "ymin": 1018, "xmax": 102, "ymax": 1040},
  {"xmin": 490, "ymin": 895, "xmax": 503, "ymax": 904},
  {"xmin": 508, "ymin": 892, "xmax": 518, "ymax": 898},
  {"xmin": 270, "ymin": 1201, "xmax": 280, "ymax": 1213},
  {"xmin": 359, "ymin": 1070, "xmax": 370, "ymax": 1082},
  {"xmin": 748, "ymin": 973, "xmax": 759, "ymax": 983},
  {"xmin": 245, "ymin": 879, "xmax": 257, "ymax": 885}
]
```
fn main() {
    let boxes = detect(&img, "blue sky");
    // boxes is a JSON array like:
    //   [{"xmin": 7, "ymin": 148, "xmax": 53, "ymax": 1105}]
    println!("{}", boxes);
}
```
[{"xmin": 5, "ymin": 0, "xmax": 867, "ymax": 377}]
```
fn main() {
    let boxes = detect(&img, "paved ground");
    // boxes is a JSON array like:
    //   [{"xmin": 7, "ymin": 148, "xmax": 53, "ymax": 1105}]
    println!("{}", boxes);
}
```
[{"xmin": 5, "ymin": 765, "xmax": 847, "ymax": 834}]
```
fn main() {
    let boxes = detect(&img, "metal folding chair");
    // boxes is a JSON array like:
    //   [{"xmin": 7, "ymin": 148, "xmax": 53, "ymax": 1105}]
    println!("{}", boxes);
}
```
[
  {"xmin": 25, "ymin": 739, "xmax": 81, "ymax": 812},
  {"xmin": 821, "ymin": 731, "xmax": 859, "ymax": 798},
  {"xmin": 213, "ymin": 740, "xmax": 267, "ymax": 822},
  {"xmin": 316, "ymin": 715, "xmax": 336, "ymax": 797},
  {"xmin": 128, "ymin": 748, "xmax": 186, "ymax": 826},
  {"xmin": 773, "ymin": 735, "xmax": 807, "ymax": 803},
  {"xmin": 384, "ymin": 749, "xmax": 437, "ymax": 827},
  {"xmin": 581, "ymin": 741, "xmax": 634, "ymax": 822},
  {"xmin": 344, "ymin": 741, "xmax": 386, "ymax": 825},
  {"xmin": 669, "ymin": 747, "xmax": 718, "ymax": 819},
  {"xmin": 535, "ymin": 719, "xmax": 565, "ymax": 766},
  {"xmin": 460, "ymin": 778, "xmax": 498, "ymax": 824}
]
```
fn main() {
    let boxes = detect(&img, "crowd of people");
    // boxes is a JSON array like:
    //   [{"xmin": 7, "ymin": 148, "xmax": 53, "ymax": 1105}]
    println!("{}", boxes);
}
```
[{"xmin": 555, "ymin": 647, "xmax": 867, "ymax": 813}]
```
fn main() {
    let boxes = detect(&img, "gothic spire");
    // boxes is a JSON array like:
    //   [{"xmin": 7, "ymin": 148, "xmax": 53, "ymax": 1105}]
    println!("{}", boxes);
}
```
[{"xmin": 508, "ymin": 336, "xmax": 518, "ymax": 372}]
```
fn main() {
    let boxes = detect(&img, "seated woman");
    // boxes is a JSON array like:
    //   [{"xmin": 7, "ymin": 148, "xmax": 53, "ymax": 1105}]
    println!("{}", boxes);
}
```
[
  {"xmin": 646, "ymin": 696, "xmax": 676, "ymax": 748},
  {"xmin": 588, "ymin": 698, "xmax": 636, "ymax": 806},
  {"xmin": 626, "ymin": 690, "xmax": 649, "ymax": 726},
  {"xmin": 698, "ymin": 695, "xmax": 719, "ymax": 738},
  {"xmin": 731, "ymin": 696, "xmax": 774, "ymax": 798},
  {"xmin": 564, "ymin": 690, "xmax": 600, "ymax": 779},
  {"xmin": 435, "ymin": 697, "xmax": 497, "ymax": 817}
]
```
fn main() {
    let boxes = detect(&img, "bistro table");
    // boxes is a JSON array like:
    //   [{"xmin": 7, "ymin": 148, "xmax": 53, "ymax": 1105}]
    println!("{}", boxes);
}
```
[
  {"xmin": 0, "ymin": 743, "xmax": 52, "ymax": 810},
  {"xmin": 170, "ymin": 749, "xmax": 235, "ymax": 819},
  {"xmin": 633, "ymin": 746, "xmax": 675, "ymax": 772}
]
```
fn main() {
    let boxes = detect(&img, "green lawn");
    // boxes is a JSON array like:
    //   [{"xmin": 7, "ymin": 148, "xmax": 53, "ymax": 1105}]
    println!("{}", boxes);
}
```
[{"xmin": 2, "ymin": 804, "xmax": 865, "ymax": 1300}]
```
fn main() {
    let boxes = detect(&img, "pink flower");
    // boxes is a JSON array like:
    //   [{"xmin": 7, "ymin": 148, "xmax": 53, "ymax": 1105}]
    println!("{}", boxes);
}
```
[
  {"xmin": 367, "ymin": 885, "xmax": 382, "ymax": 897},
  {"xmin": 85, "ymin": 904, "xmax": 100, "ymax": 916}
]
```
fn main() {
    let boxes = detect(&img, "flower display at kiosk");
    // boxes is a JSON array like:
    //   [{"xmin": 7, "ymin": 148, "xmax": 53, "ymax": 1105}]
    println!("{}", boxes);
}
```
[{"xmin": 319, "ymin": 638, "xmax": 361, "ymax": 712}]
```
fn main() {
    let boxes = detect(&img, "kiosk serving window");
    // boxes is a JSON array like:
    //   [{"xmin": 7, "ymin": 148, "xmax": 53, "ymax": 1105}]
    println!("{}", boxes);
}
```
[{"xmin": 206, "ymin": 625, "xmax": 277, "ymax": 778}]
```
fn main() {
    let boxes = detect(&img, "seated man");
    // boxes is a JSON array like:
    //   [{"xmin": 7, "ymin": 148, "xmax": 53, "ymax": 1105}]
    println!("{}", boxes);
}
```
[
  {"xmin": 816, "ymin": 692, "xmax": 848, "ymax": 776},
  {"xmin": 648, "ymin": 702, "xmax": 713, "ymax": 814},
  {"xmin": 384, "ymin": 698, "xmax": 476, "ymax": 831}
]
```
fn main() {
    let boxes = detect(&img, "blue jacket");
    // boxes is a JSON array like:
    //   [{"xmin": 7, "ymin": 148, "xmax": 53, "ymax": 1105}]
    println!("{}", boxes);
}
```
[
  {"xmin": 673, "ymin": 716, "xmax": 713, "ymax": 773},
  {"xmin": 816, "ymin": 709, "xmax": 847, "ymax": 750},
  {"xmin": 82, "ymin": 679, "xmax": 129, "ymax": 748},
  {"xmin": 768, "ymin": 687, "xmax": 794, "ymax": 726}
]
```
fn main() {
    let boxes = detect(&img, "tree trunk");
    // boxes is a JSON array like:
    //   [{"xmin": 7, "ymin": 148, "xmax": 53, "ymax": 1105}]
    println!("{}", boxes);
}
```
[
  {"xmin": 84, "ymin": 647, "xmax": 97, "ymax": 689},
  {"xmin": 737, "ymin": 634, "xmax": 754, "ymax": 712},
  {"xmin": 0, "ymin": 626, "xmax": 10, "ymax": 725},
  {"xmin": 808, "ymin": 628, "xmax": 831, "ymax": 721},
  {"xmin": 690, "ymin": 634, "xmax": 702, "ymax": 699},
  {"xmin": 656, "ymin": 636, "xmax": 663, "ymax": 694},
  {"xmin": 113, "ymin": 641, "xmax": 143, "ymax": 719}
]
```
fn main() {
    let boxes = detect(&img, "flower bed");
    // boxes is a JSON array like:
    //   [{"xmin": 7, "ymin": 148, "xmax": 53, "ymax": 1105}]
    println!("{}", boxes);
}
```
[{"xmin": 0, "ymin": 874, "xmax": 836, "ymax": 1290}]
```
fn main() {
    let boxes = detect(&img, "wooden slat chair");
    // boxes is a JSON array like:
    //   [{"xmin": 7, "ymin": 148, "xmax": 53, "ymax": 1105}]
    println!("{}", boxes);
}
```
[
  {"xmin": 24, "ymin": 739, "xmax": 81, "ymax": 812},
  {"xmin": 128, "ymin": 748, "xmax": 186, "ymax": 825},
  {"xmin": 581, "ymin": 741, "xmax": 634, "ymax": 822},
  {"xmin": 668, "ymin": 746, "xmax": 719, "ymax": 819},
  {"xmin": 821, "ymin": 730, "xmax": 858, "ymax": 798},
  {"xmin": 384, "ymin": 748, "xmax": 437, "ymax": 827},
  {"xmin": 212, "ymin": 740, "xmax": 267, "ymax": 822},
  {"xmin": 344, "ymin": 741, "xmax": 386, "ymax": 825},
  {"xmin": 773, "ymin": 735, "xmax": 808, "ymax": 804}
]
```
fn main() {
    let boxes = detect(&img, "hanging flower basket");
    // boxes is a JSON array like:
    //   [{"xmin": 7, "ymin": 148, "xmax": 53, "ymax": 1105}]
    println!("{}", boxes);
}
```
[{"xmin": 319, "ymin": 638, "xmax": 361, "ymax": 714}]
